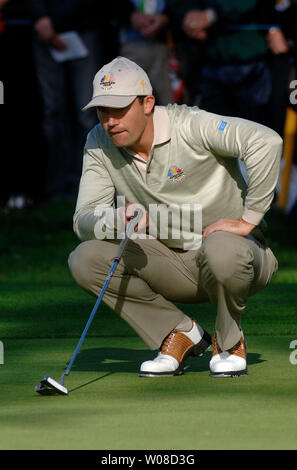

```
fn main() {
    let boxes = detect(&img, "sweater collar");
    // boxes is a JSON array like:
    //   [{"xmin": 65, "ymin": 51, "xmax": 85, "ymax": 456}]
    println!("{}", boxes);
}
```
[{"xmin": 152, "ymin": 106, "xmax": 171, "ymax": 146}]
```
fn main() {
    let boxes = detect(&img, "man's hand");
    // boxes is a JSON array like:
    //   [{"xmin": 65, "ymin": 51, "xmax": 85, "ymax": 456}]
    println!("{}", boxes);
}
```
[
  {"xmin": 130, "ymin": 11, "xmax": 153, "ymax": 32},
  {"xmin": 183, "ymin": 10, "xmax": 212, "ymax": 40},
  {"xmin": 34, "ymin": 16, "xmax": 67, "ymax": 50},
  {"xmin": 140, "ymin": 13, "xmax": 169, "ymax": 38},
  {"xmin": 130, "ymin": 11, "xmax": 168, "ymax": 39},
  {"xmin": 118, "ymin": 203, "xmax": 149, "ymax": 233},
  {"xmin": 0, "ymin": 0, "xmax": 9, "ymax": 10},
  {"xmin": 267, "ymin": 28, "xmax": 289, "ymax": 55},
  {"xmin": 202, "ymin": 218, "xmax": 256, "ymax": 240}
]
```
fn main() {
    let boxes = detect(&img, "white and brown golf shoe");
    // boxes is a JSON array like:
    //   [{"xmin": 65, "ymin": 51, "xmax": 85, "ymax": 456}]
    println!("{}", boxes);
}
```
[
  {"xmin": 139, "ymin": 320, "xmax": 212, "ymax": 377},
  {"xmin": 210, "ymin": 333, "xmax": 247, "ymax": 378}
]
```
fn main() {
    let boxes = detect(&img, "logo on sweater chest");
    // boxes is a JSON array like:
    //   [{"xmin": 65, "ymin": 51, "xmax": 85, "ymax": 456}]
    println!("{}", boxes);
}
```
[{"xmin": 167, "ymin": 166, "xmax": 184, "ymax": 182}]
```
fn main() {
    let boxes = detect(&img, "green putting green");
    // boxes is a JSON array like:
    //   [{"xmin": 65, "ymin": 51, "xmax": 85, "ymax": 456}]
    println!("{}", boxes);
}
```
[
  {"xmin": 0, "ymin": 336, "xmax": 297, "ymax": 450},
  {"xmin": 1, "ymin": 201, "xmax": 297, "ymax": 450}
]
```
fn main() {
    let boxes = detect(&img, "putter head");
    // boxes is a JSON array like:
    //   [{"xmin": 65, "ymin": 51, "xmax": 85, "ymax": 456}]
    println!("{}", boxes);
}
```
[{"xmin": 35, "ymin": 376, "xmax": 69, "ymax": 396}]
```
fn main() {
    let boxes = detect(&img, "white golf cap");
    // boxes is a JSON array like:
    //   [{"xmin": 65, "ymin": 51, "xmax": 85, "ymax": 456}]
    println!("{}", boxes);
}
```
[{"xmin": 82, "ymin": 56, "xmax": 153, "ymax": 111}]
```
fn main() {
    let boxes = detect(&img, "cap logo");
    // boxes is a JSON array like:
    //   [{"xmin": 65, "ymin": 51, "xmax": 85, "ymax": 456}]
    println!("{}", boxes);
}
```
[
  {"xmin": 100, "ymin": 73, "xmax": 116, "ymax": 90},
  {"xmin": 140, "ymin": 80, "xmax": 147, "ymax": 94}
]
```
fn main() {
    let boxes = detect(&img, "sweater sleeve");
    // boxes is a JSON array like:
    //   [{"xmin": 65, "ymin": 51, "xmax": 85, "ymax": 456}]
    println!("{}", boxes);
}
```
[
  {"xmin": 190, "ymin": 109, "xmax": 283, "ymax": 225},
  {"xmin": 73, "ymin": 127, "xmax": 117, "ymax": 241}
]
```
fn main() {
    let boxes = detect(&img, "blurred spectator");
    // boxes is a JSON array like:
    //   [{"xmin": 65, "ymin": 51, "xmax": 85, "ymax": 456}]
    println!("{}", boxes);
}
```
[
  {"xmin": 0, "ymin": 0, "xmax": 45, "ymax": 209},
  {"xmin": 264, "ymin": 0, "xmax": 295, "ymax": 137},
  {"xmin": 28, "ymin": 0, "xmax": 134, "ymax": 201},
  {"xmin": 287, "ymin": 197, "xmax": 297, "ymax": 225},
  {"xmin": 165, "ymin": 1, "xmax": 206, "ymax": 104},
  {"xmin": 278, "ymin": 0, "xmax": 297, "ymax": 43},
  {"xmin": 119, "ymin": 0, "xmax": 173, "ymax": 105},
  {"xmin": 167, "ymin": 0, "xmax": 277, "ymax": 124},
  {"xmin": 274, "ymin": 0, "xmax": 297, "ymax": 224}
]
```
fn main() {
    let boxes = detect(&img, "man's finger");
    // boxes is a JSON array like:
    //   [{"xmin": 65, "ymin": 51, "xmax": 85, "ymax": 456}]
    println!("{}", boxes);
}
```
[{"xmin": 51, "ymin": 35, "xmax": 68, "ymax": 50}]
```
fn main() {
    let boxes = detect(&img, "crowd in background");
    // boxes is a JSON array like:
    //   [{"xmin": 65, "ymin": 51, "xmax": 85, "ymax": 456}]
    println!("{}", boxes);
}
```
[{"xmin": 0, "ymin": 0, "xmax": 297, "ymax": 220}]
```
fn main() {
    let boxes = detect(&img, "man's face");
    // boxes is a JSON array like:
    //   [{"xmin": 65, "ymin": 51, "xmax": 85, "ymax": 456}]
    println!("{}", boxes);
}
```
[{"xmin": 97, "ymin": 96, "xmax": 154, "ymax": 149}]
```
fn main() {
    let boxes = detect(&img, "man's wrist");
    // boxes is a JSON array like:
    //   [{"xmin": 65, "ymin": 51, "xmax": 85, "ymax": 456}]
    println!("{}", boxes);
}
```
[
  {"xmin": 239, "ymin": 217, "xmax": 255, "ymax": 227},
  {"xmin": 242, "ymin": 207, "xmax": 264, "ymax": 226}
]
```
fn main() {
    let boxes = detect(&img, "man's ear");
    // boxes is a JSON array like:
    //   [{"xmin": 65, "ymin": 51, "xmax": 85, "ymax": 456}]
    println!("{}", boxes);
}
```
[{"xmin": 143, "ymin": 95, "xmax": 155, "ymax": 115}]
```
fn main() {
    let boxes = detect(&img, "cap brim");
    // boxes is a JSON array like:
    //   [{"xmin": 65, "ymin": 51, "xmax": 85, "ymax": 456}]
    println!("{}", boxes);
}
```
[{"xmin": 82, "ymin": 95, "xmax": 137, "ymax": 111}]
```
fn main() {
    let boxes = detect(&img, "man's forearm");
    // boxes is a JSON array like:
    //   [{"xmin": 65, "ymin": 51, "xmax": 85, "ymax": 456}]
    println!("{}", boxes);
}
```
[
  {"xmin": 74, "ymin": 206, "xmax": 118, "ymax": 241},
  {"xmin": 192, "ymin": 110, "xmax": 283, "ymax": 222},
  {"xmin": 203, "ymin": 217, "xmax": 256, "ymax": 240}
]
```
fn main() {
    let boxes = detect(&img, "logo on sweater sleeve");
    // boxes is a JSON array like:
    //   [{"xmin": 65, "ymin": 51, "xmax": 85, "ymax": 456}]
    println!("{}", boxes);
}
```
[{"xmin": 218, "ymin": 120, "xmax": 228, "ymax": 131}]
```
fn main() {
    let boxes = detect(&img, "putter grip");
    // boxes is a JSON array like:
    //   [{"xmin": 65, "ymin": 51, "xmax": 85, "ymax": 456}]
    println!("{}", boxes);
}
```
[
  {"xmin": 114, "ymin": 208, "xmax": 144, "ymax": 260},
  {"xmin": 125, "ymin": 208, "xmax": 143, "ymax": 238}
]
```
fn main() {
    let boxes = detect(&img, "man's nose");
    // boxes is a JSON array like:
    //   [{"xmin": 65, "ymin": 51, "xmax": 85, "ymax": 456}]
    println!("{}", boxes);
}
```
[{"xmin": 106, "ymin": 113, "xmax": 119, "ymax": 127}]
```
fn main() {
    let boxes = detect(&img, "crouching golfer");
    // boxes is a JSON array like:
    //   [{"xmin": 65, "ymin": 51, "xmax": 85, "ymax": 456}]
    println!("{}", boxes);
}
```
[{"xmin": 69, "ymin": 57, "xmax": 282, "ymax": 378}]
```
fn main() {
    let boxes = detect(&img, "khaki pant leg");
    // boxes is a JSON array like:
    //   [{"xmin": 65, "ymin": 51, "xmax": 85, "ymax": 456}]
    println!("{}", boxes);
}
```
[
  {"xmin": 196, "ymin": 231, "xmax": 278, "ymax": 350},
  {"xmin": 68, "ymin": 237, "xmax": 206, "ymax": 350}
]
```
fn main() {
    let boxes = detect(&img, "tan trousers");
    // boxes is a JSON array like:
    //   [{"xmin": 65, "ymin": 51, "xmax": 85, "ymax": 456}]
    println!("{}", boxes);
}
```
[{"xmin": 68, "ymin": 231, "xmax": 278, "ymax": 351}]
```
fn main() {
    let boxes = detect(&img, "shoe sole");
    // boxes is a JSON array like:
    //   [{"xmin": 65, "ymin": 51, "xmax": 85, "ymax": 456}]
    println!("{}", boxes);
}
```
[
  {"xmin": 139, "ymin": 329, "xmax": 212, "ymax": 378},
  {"xmin": 210, "ymin": 368, "xmax": 248, "ymax": 378},
  {"xmin": 139, "ymin": 369, "xmax": 184, "ymax": 378}
]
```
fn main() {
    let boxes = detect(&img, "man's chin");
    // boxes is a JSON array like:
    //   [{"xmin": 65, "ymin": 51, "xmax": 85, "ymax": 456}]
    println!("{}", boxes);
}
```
[{"xmin": 110, "ymin": 132, "xmax": 129, "ymax": 147}]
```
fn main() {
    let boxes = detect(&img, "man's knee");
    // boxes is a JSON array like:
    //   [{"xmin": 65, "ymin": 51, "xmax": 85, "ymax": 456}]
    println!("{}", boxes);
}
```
[
  {"xmin": 68, "ymin": 240, "xmax": 106, "ymax": 290},
  {"xmin": 196, "ymin": 231, "xmax": 254, "ymax": 287}
]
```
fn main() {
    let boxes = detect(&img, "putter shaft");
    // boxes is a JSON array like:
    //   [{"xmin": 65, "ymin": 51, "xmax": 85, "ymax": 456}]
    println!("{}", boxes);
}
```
[{"xmin": 60, "ymin": 209, "xmax": 143, "ymax": 384}]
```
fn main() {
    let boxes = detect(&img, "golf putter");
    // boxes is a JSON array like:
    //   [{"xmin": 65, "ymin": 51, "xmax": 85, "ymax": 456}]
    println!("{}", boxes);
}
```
[{"xmin": 35, "ymin": 208, "xmax": 144, "ymax": 396}]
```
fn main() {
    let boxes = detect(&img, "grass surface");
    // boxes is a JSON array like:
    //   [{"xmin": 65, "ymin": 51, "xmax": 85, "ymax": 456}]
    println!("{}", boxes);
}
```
[
  {"xmin": 0, "ymin": 200, "xmax": 297, "ymax": 450},
  {"xmin": 1, "ymin": 336, "xmax": 297, "ymax": 450},
  {"xmin": 0, "ymin": 336, "xmax": 297, "ymax": 449}
]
